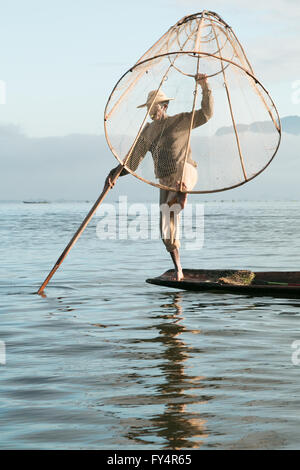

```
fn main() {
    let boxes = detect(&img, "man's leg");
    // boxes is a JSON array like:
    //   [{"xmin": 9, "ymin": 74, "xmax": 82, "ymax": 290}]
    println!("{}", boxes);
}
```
[{"xmin": 160, "ymin": 188, "xmax": 184, "ymax": 281}]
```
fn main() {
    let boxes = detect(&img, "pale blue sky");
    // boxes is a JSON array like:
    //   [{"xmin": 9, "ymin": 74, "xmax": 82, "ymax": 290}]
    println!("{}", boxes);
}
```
[{"xmin": 1, "ymin": 0, "xmax": 299, "ymax": 138}]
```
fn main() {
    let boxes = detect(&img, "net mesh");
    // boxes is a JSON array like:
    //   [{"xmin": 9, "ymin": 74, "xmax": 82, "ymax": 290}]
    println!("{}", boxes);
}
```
[{"xmin": 104, "ymin": 11, "xmax": 281, "ymax": 193}]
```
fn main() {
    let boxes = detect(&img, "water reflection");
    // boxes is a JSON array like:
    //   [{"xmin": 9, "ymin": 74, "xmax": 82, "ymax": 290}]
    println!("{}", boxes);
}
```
[
  {"xmin": 127, "ymin": 293, "xmax": 210, "ymax": 449},
  {"xmin": 3, "ymin": 201, "xmax": 300, "ymax": 449},
  {"xmin": 40, "ymin": 290, "xmax": 212, "ymax": 449}
]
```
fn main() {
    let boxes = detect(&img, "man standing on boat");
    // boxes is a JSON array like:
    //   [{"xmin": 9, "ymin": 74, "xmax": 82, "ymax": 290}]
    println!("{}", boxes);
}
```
[{"xmin": 105, "ymin": 73, "xmax": 213, "ymax": 281}]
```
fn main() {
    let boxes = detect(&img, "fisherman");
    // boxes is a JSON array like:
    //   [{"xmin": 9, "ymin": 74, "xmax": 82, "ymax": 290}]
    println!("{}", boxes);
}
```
[{"xmin": 105, "ymin": 73, "xmax": 213, "ymax": 281}]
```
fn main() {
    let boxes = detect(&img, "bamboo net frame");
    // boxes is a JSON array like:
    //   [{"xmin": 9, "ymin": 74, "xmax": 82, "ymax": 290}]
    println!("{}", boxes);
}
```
[{"xmin": 104, "ymin": 10, "xmax": 281, "ymax": 194}]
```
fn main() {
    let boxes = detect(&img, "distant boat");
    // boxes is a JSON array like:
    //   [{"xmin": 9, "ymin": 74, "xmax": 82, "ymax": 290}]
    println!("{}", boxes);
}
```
[
  {"xmin": 23, "ymin": 200, "xmax": 50, "ymax": 204},
  {"xmin": 146, "ymin": 269, "xmax": 300, "ymax": 298}
]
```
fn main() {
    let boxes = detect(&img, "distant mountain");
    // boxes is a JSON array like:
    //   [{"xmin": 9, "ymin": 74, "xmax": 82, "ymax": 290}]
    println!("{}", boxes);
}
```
[{"xmin": 216, "ymin": 115, "xmax": 300, "ymax": 136}]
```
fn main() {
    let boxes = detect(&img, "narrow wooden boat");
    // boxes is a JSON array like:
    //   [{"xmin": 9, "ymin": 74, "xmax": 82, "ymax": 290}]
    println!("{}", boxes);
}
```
[{"xmin": 146, "ymin": 269, "xmax": 300, "ymax": 298}]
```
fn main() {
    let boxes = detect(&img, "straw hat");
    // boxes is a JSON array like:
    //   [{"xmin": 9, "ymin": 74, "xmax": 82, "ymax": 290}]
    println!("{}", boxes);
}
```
[{"xmin": 137, "ymin": 89, "xmax": 174, "ymax": 109}]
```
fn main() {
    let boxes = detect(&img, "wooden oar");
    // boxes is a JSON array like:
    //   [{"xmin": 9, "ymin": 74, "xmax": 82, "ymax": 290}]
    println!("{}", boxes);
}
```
[{"xmin": 37, "ymin": 166, "xmax": 123, "ymax": 295}]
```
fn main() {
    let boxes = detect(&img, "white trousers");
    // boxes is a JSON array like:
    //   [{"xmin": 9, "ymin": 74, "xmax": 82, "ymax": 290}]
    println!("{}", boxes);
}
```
[{"xmin": 159, "ymin": 164, "xmax": 198, "ymax": 252}]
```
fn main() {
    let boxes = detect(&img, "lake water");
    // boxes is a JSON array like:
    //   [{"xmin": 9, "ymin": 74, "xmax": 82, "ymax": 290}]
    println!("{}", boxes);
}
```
[{"xmin": 1, "ymin": 200, "xmax": 300, "ymax": 449}]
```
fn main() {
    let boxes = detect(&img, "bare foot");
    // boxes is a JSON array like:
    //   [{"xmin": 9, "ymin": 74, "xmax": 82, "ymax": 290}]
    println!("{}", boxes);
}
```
[
  {"xmin": 170, "ymin": 269, "xmax": 184, "ymax": 281},
  {"xmin": 169, "ymin": 248, "xmax": 184, "ymax": 281}
]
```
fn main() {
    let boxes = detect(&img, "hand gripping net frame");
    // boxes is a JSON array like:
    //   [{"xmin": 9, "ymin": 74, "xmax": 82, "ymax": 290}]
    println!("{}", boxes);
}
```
[{"xmin": 104, "ymin": 10, "xmax": 281, "ymax": 194}]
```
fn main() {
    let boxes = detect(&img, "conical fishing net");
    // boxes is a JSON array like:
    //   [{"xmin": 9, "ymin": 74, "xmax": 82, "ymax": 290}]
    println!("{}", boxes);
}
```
[{"xmin": 104, "ymin": 11, "xmax": 281, "ymax": 193}]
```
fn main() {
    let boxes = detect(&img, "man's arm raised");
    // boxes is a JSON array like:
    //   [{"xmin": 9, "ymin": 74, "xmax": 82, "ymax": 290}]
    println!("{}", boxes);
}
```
[{"xmin": 193, "ymin": 73, "xmax": 214, "ymax": 127}]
